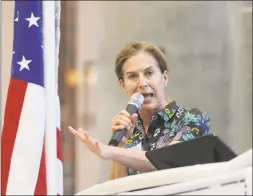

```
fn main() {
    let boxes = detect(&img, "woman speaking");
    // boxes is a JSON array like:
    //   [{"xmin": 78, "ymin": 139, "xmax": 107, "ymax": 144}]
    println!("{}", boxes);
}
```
[{"xmin": 68, "ymin": 41, "xmax": 211, "ymax": 180}]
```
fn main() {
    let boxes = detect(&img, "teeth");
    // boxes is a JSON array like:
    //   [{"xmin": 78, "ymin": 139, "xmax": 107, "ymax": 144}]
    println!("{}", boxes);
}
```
[{"xmin": 143, "ymin": 93, "xmax": 153, "ymax": 97}]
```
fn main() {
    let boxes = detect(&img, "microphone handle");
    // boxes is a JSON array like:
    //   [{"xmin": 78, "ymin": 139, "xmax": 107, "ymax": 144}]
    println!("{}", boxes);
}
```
[{"xmin": 108, "ymin": 104, "xmax": 138, "ymax": 146}]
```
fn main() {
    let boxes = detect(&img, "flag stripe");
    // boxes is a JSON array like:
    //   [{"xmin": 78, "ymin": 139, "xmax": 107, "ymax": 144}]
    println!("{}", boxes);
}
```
[
  {"xmin": 56, "ymin": 95, "xmax": 62, "ymax": 161},
  {"xmin": 57, "ymin": 158, "xmax": 64, "ymax": 195},
  {"xmin": 57, "ymin": 128, "xmax": 62, "ymax": 160},
  {"xmin": 5, "ymin": 83, "xmax": 45, "ymax": 194},
  {"xmin": 35, "ymin": 145, "xmax": 47, "ymax": 195},
  {"xmin": 1, "ymin": 79, "xmax": 27, "ymax": 195},
  {"xmin": 56, "ymin": 91, "xmax": 63, "ymax": 194}
]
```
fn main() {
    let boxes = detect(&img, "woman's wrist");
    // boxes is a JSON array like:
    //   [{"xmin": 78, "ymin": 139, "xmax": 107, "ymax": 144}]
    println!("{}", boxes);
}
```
[{"xmin": 103, "ymin": 144, "xmax": 120, "ymax": 160}]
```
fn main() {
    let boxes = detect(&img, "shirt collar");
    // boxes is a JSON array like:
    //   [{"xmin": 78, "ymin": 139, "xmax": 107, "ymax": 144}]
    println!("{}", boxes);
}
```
[
  {"xmin": 136, "ymin": 101, "xmax": 179, "ymax": 124},
  {"xmin": 156, "ymin": 101, "xmax": 179, "ymax": 122}
]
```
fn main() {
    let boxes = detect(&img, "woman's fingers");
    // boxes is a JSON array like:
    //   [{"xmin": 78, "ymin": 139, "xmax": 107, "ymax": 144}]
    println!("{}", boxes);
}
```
[
  {"xmin": 131, "ymin": 113, "xmax": 138, "ymax": 125},
  {"xmin": 112, "ymin": 115, "xmax": 132, "ymax": 127},
  {"xmin": 112, "ymin": 113, "xmax": 137, "ymax": 132},
  {"xmin": 80, "ymin": 129, "xmax": 97, "ymax": 145},
  {"xmin": 118, "ymin": 110, "xmax": 130, "ymax": 118},
  {"xmin": 113, "ymin": 119, "xmax": 131, "ymax": 130},
  {"xmin": 112, "ymin": 125, "xmax": 125, "ymax": 131},
  {"xmin": 110, "ymin": 111, "xmax": 138, "ymax": 147},
  {"xmin": 112, "ymin": 124, "xmax": 132, "ymax": 138},
  {"xmin": 68, "ymin": 126, "xmax": 93, "ymax": 144},
  {"xmin": 68, "ymin": 126, "xmax": 76, "ymax": 134},
  {"xmin": 68, "ymin": 126, "xmax": 83, "ymax": 140},
  {"xmin": 124, "ymin": 128, "xmax": 133, "ymax": 139},
  {"xmin": 68, "ymin": 126, "xmax": 112, "ymax": 160}
]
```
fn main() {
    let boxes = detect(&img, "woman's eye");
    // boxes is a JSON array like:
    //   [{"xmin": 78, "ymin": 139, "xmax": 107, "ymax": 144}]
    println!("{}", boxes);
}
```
[
  {"xmin": 128, "ymin": 75, "xmax": 136, "ymax": 79},
  {"xmin": 146, "ymin": 71, "xmax": 153, "ymax": 76}
]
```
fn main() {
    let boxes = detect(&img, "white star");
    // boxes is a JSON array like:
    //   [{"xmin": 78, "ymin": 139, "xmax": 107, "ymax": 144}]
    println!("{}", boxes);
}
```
[
  {"xmin": 25, "ymin": 12, "xmax": 40, "ymax": 28},
  {"xmin": 17, "ymin": 56, "xmax": 32, "ymax": 71},
  {"xmin": 14, "ymin": 11, "xmax": 19, "ymax": 22}
]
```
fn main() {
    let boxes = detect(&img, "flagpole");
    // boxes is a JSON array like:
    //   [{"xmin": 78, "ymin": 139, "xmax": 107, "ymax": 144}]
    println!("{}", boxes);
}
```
[
  {"xmin": 42, "ymin": 1, "xmax": 57, "ymax": 195},
  {"xmin": 55, "ymin": 1, "xmax": 64, "ymax": 195}
]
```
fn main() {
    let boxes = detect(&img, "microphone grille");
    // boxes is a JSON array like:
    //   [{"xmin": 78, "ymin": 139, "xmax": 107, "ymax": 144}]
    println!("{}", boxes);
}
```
[{"xmin": 128, "ymin": 93, "xmax": 144, "ymax": 109}]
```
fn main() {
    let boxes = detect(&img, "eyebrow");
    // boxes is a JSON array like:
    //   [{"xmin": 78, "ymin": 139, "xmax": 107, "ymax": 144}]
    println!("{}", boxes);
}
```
[{"xmin": 125, "ymin": 66, "xmax": 154, "ymax": 75}]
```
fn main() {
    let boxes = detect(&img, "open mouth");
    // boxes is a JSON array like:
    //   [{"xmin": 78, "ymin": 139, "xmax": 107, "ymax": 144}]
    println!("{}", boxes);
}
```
[{"xmin": 142, "ymin": 93, "xmax": 154, "ymax": 98}]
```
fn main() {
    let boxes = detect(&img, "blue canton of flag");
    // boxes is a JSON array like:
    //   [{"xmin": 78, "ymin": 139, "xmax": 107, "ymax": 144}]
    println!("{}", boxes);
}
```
[{"xmin": 11, "ymin": 1, "xmax": 44, "ymax": 87}]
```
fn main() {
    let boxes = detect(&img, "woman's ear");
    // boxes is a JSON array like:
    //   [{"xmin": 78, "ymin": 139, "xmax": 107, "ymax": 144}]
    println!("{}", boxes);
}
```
[
  {"xmin": 163, "ymin": 70, "xmax": 168, "ymax": 86},
  {"xmin": 119, "ymin": 79, "xmax": 126, "ymax": 93}
]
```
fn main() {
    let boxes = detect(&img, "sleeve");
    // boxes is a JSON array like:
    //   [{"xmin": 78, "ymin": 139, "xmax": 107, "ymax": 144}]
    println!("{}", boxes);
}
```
[{"xmin": 173, "ymin": 108, "xmax": 211, "ymax": 142}]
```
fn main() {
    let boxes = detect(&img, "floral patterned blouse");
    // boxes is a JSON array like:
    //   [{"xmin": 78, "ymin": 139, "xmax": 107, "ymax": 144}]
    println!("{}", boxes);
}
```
[{"xmin": 124, "ymin": 101, "xmax": 211, "ymax": 176}]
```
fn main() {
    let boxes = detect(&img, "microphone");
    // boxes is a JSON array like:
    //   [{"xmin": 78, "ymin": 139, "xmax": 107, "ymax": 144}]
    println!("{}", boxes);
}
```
[{"xmin": 108, "ymin": 93, "xmax": 144, "ymax": 146}]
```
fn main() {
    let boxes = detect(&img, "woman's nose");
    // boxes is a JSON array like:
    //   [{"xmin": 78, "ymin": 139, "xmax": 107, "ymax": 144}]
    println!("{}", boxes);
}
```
[{"xmin": 137, "ymin": 75, "xmax": 148, "ymax": 88}]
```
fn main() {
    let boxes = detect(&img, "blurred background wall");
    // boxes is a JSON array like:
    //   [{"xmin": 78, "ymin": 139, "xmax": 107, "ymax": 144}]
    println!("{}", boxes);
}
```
[{"xmin": 2, "ymin": 1, "xmax": 252, "ymax": 195}]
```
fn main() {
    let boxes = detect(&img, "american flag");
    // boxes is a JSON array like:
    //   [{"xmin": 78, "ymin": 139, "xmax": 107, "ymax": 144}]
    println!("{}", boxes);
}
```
[{"xmin": 1, "ymin": 1, "xmax": 63, "ymax": 195}]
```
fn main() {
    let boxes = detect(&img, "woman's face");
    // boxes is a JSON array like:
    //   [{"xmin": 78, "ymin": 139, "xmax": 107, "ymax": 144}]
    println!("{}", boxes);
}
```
[{"xmin": 120, "ymin": 51, "xmax": 168, "ymax": 113}]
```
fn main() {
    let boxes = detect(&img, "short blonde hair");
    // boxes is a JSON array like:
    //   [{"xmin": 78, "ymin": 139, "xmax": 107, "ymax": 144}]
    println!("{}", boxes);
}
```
[{"xmin": 115, "ymin": 41, "xmax": 169, "ymax": 80}]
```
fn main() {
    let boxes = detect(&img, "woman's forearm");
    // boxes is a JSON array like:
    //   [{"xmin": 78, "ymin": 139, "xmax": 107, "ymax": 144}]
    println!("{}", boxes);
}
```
[{"xmin": 107, "ymin": 146, "xmax": 156, "ymax": 173}]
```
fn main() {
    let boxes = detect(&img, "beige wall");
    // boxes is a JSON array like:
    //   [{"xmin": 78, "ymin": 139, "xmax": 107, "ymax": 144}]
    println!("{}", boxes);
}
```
[
  {"xmin": 228, "ymin": 5, "xmax": 252, "ymax": 153},
  {"xmin": 1, "ymin": 1, "xmax": 14, "ymax": 128},
  {"xmin": 74, "ymin": 1, "xmax": 107, "ymax": 192}
]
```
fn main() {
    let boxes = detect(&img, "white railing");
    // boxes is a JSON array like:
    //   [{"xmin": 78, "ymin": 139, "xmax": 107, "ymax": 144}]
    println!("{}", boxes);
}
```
[{"xmin": 76, "ymin": 148, "xmax": 252, "ymax": 195}]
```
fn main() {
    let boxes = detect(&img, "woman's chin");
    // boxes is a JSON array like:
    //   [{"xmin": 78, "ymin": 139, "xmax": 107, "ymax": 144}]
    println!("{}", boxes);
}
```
[
  {"xmin": 141, "ymin": 102, "xmax": 155, "ymax": 111},
  {"xmin": 140, "ymin": 100, "xmax": 164, "ymax": 113}
]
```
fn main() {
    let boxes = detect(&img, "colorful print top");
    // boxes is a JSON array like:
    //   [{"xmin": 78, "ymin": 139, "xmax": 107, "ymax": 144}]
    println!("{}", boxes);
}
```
[{"xmin": 124, "ymin": 101, "xmax": 211, "ymax": 176}]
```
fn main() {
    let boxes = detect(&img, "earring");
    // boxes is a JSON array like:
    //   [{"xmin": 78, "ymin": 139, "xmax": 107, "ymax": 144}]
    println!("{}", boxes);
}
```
[
  {"xmin": 124, "ymin": 90, "xmax": 127, "ymax": 95},
  {"xmin": 164, "ymin": 84, "xmax": 167, "ymax": 88}
]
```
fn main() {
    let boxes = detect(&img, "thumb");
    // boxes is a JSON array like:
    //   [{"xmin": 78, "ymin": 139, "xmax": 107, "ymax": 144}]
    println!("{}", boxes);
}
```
[{"xmin": 131, "ymin": 113, "xmax": 138, "ymax": 124}]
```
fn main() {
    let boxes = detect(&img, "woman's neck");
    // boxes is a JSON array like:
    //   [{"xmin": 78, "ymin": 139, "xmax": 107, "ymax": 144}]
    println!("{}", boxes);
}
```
[{"xmin": 138, "ymin": 99, "xmax": 170, "ymax": 134}]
